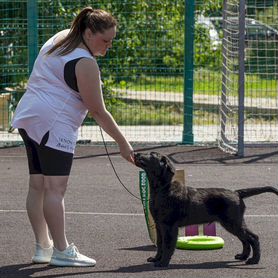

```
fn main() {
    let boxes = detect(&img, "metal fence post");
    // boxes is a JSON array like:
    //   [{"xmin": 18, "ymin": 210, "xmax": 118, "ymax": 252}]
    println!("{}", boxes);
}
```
[
  {"xmin": 27, "ymin": 0, "xmax": 38, "ymax": 74},
  {"xmin": 238, "ymin": 0, "xmax": 245, "ymax": 157},
  {"xmin": 182, "ymin": 0, "xmax": 195, "ymax": 144}
]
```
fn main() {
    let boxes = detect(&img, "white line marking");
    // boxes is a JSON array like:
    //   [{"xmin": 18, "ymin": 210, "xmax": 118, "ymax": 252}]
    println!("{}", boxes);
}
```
[
  {"xmin": 0, "ymin": 209, "xmax": 144, "ymax": 216},
  {"xmin": 0, "ymin": 156, "xmax": 26, "ymax": 158},
  {"xmin": 67, "ymin": 211, "xmax": 144, "ymax": 216},
  {"xmin": 0, "ymin": 209, "xmax": 27, "ymax": 213},
  {"xmin": 245, "ymin": 215, "xmax": 278, "ymax": 218},
  {"xmin": 0, "ymin": 209, "xmax": 277, "ymax": 218}
]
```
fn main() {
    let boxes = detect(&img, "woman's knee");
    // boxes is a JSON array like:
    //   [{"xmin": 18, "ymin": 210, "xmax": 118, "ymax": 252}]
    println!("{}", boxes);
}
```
[
  {"xmin": 43, "ymin": 176, "xmax": 69, "ymax": 197},
  {"xmin": 29, "ymin": 174, "xmax": 44, "ymax": 191}
]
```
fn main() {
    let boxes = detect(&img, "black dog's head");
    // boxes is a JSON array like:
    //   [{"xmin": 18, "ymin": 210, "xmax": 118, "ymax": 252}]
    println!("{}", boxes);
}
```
[{"xmin": 134, "ymin": 152, "xmax": 175, "ymax": 184}]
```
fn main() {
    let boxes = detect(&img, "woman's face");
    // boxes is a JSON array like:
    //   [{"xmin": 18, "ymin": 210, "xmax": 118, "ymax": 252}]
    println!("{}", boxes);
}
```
[{"xmin": 89, "ymin": 26, "xmax": 116, "ymax": 57}]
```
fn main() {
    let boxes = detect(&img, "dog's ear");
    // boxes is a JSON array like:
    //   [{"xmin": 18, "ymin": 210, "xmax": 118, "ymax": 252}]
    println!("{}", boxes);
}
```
[{"xmin": 160, "ymin": 156, "xmax": 175, "ymax": 181}]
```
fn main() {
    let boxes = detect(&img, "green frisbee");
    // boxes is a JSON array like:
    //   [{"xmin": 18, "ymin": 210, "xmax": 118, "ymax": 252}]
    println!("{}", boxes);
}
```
[{"xmin": 176, "ymin": 236, "xmax": 225, "ymax": 250}]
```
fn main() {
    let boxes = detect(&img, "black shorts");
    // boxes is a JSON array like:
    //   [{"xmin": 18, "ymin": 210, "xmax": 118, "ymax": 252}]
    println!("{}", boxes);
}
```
[{"xmin": 19, "ymin": 129, "xmax": 73, "ymax": 176}]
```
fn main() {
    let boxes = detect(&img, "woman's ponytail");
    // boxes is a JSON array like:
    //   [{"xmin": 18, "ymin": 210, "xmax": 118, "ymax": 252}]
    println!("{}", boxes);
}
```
[{"xmin": 46, "ymin": 6, "xmax": 116, "ymax": 56}]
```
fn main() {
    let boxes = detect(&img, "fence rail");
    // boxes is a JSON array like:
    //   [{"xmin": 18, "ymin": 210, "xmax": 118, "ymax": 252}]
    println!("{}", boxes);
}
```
[{"xmin": 0, "ymin": 0, "xmax": 277, "ymax": 147}]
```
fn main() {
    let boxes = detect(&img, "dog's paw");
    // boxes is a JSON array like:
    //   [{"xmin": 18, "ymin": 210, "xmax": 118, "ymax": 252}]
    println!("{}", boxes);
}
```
[
  {"xmin": 154, "ymin": 261, "xmax": 169, "ymax": 268},
  {"xmin": 235, "ymin": 254, "xmax": 249, "ymax": 261},
  {"xmin": 147, "ymin": 256, "xmax": 159, "ymax": 262},
  {"xmin": 245, "ymin": 257, "xmax": 259, "ymax": 265}
]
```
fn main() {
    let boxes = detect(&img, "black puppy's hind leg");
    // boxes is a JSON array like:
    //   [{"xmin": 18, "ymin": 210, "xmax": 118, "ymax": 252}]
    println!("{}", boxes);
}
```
[
  {"xmin": 220, "ymin": 219, "xmax": 260, "ymax": 264},
  {"xmin": 154, "ymin": 224, "xmax": 178, "ymax": 267},
  {"xmin": 233, "ymin": 221, "xmax": 260, "ymax": 264},
  {"xmin": 235, "ymin": 239, "xmax": 251, "ymax": 261},
  {"xmin": 244, "ymin": 228, "xmax": 260, "ymax": 265},
  {"xmin": 220, "ymin": 220, "xmax": 251, "ymax": 261},
  {"xmin": 234, "ymin": 221, "xmax": 251, "ymax": 261}
]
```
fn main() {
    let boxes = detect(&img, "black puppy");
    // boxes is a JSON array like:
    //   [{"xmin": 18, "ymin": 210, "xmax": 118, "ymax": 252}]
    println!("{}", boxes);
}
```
[{"xmin": 134, "ymin": 152, "xmax": 278, "ymax": 267}]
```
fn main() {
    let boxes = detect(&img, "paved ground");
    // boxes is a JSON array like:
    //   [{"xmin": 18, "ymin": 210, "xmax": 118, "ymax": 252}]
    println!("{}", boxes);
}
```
[{"xmin": 0, "ymin": 145, "xmax": 277, "ymax": 278}]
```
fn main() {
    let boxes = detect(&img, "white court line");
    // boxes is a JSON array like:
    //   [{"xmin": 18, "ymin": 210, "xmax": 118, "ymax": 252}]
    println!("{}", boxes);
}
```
[
  {"xmin": 67, "ymin": 211, "xmax": 143, "ymax": 216},
  {"xmin": 0, "ymin": 209, "xmax": 143, "ymax": 216},
  {"xmin": 0, "ymin": 156, "xmax": 26, "ymax": 158},
  {"xmin": 0, "ymin": 209, "xmax": 277, "ymax": 218}
]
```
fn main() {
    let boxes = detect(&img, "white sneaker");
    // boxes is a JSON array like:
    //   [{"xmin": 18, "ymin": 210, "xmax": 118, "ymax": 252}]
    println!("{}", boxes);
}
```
[
  {"xmin": 49, "ymin": 243, "xmax": 96, "ymax": 267},
  {"xmin": 32, "ymin": 242, "xmax": 53, "ymax": 263}
]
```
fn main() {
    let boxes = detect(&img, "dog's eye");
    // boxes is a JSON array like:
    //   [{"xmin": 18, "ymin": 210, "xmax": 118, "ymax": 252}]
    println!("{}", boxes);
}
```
[
  {"xmin": 161, "ymin": 157, "xmax": 167, "ymax": 164},
  {"xmin": 150, "ymin": 152, "xmax": 159, "ymax": 157}
]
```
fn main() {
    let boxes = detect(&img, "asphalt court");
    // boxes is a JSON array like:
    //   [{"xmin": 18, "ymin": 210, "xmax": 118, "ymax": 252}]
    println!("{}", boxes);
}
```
[{"xmin": 0, "ymin": 145, "xmax": 277, "ymax": 278}]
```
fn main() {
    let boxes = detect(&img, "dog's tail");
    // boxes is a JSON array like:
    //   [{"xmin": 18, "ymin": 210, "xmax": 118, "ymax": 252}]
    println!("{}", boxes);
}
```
[{"xmin": 236, "ymin": 186, "xmax": 278, "ymax": 199}]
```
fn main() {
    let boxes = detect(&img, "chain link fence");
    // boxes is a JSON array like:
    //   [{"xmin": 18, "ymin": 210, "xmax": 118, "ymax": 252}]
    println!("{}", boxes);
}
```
[{"xmin": 0, "ymin": 0, "xmax": 277, "ymax": 146}]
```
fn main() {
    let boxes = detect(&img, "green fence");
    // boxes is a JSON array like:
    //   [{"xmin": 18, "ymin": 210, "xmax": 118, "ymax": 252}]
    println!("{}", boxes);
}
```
[{"xmin": 0, "ymin": 0, "xmax": 277, "ymax": 145}]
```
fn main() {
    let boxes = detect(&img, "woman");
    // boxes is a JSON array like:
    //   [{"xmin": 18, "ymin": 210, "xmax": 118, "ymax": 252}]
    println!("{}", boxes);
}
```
[{"xmin": 12, "ymin": 7, "xmax": 134, "ymax": 267}]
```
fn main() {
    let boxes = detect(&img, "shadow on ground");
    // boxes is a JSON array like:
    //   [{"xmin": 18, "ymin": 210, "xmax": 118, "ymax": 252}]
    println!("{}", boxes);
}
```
[{"xmin": 0, "ymin": 259, "xmax": 264, "ymax": 278}]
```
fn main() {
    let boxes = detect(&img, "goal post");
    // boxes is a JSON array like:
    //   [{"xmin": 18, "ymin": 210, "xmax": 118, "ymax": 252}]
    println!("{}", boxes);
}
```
[{"xmin": 219, "ymin": 0, "xmax": 245, "ymax": 156}]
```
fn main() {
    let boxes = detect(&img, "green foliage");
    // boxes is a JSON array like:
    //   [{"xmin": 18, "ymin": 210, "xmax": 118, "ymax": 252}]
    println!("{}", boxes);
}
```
[
  {"xmin": 98, "ymin": 0, "xmax": 185, "ymax": 81},
  {"xmin": 246, "ymin": 1, "xmax": 278, "ymax": 79},
  {"xmin": 196, "ymin": 0, "xmax": 222, "ymax": 17},
  {"xmin": 194, "ymin": 24, "xmax": 221, "ymax": 70},
  {"xmin": 246, "ymin": 41, "xmax": 278, "ymax": 79},
  {"xmin": 247, "ymin": 0, "xmax": 275, "ymax": 14},
  {"xmin": 1, "ymin": 0, "xmax": 277, "ymax": 103},
  {"xmin": 126, "ymin": 72, "xmax": 277, "ymax": 98},
  {"xmin": 0, "ymin": 0, "xmax": 233, "ymax": 91},
  {"xmin": 102, "ymin": 79, "xmax": 124, "ymax": 110},
  {"xmin": 113, "ymin": 102, "xmax": 182, "ymax": 125},
  {"xmin": 0, "ymin": 1, "xmax": 28, "ymax": 90}
]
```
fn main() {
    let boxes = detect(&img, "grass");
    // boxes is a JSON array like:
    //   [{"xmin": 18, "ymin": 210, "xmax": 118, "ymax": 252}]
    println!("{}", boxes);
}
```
[
  {"xmin": 85, "ymin": 100, "xmax": 277, "ymax": 126},
  {"xmin": 119, "ymin": 75, "xmax": 183, "ymax": 93},
  {"xmin": 119, "ymin": 70, "xmax": 277, "ymax": 99},
  {"xmin": 104, "ymin": 70, "xmax": 277, "ymax": 126},
  {"xmin": 108, "ymin": 102, "xmax": 183, "ymax": 125}
]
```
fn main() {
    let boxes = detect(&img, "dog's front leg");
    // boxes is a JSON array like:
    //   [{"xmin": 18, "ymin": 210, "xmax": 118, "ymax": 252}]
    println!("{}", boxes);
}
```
[
  {"xmin": 154, "ymin": 224, "xmax": 178, "ymax": 267},
  {"xmin": 147, "ymin": 224, "xmax": 162, "ymax": 263}
]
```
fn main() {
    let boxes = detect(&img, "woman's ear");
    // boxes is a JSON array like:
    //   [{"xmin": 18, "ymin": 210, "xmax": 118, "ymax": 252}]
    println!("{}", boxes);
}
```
[{"xmin": 83, "ymin": 28, "xmax": 93, "ymax": 41}]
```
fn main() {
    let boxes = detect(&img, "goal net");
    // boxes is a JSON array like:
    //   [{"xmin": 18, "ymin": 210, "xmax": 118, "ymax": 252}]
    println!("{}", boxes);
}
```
[{"xmin": 219, "ymin": 0, "xmax": 245, "ymax": 155}]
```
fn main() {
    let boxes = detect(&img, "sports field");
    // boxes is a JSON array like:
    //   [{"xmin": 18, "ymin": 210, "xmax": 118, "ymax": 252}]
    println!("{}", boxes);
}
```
[{"xmin": 0, "ymin": 145, "xmax": 277, "ymax": 278}]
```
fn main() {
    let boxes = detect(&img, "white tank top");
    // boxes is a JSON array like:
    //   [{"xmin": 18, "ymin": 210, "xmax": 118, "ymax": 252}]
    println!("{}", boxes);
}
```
[{"xmin": 12, "ymin": 31, "xmax": 95, "ymax": 153}]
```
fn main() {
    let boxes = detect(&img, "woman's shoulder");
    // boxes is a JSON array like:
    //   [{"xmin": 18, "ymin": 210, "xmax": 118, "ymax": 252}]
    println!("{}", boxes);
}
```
[
  {"xmin": 76, "ymin": 56, "xmax": 99, "ymax": 73},
  {"xmin": 41, "ymin": 29, "xmax": 70, "ymax": 51},
  {"xmin": 53, "ymin": 29, "xmax": 70, "ymax": 44}
]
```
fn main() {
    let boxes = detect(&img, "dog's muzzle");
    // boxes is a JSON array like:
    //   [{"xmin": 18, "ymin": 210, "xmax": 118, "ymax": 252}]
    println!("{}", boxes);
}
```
[{"xmin": 134, "ymin": 153, "xmax": 146, "ymax": 168}]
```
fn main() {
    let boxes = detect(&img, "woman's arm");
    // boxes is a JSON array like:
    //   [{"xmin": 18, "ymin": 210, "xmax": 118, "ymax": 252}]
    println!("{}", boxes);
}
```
[{"xmin": 76, "ymin": 58, "xmax": 134, "ymax": 163}]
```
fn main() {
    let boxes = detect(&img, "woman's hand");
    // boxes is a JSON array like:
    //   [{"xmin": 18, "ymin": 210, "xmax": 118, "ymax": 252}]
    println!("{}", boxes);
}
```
[{"xmin": 119, "ymin": 142, "xmax": 135, "ymax": 164}]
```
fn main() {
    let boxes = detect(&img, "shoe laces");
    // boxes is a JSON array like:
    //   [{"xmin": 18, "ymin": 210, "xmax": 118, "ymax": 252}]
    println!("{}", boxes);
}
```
[{"xmin": 68, "ymin": 244, "xmax": 79, "ymax": 257}]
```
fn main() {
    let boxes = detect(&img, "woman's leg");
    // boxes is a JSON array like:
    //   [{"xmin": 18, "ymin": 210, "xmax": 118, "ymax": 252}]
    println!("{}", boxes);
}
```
[
  {"xmin": 43, "ymin": 175, "xmax": 69, "ymax": 251},
  {"xmin": 26, "ymin": 174, "xmax": 52, "ymax": 248}
]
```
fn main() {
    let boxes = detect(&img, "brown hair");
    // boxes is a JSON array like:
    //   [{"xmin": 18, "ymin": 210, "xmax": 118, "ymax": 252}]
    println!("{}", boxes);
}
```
[{"xmin": 47, "ymin": 7, "xmax": 117, "ymax": 56}]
